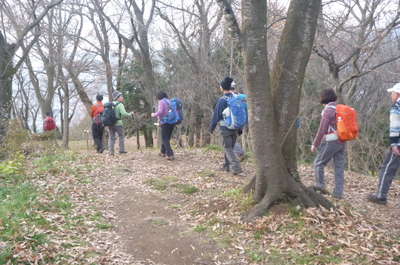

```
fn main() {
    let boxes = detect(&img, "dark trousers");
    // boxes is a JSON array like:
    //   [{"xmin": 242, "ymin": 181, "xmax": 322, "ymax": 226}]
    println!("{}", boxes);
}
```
[
  {"xmin": 161, "ymin": 123, "xmax": 175, "ymax": 157},
  {"xmin": 108, "ymin": 125, "xmax": 125, "ymax": 154},
  {"xmin": 376, "ymin": 148, "xmax": 400, "ymax": 199},
  {"xmin": 221, "ymin": 127, "xmax": 241, "ymax": 173},
  {"xmin": 92, "ymin": 123, "xmax": 104, "ymax": 152}
]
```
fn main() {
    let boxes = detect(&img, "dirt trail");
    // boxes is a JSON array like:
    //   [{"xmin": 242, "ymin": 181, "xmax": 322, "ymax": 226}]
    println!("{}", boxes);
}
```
[
  {"xmin": 114, "ymin": 188, "xmax": 215, "ymax": 265},
  {"xmin": 89, "ymin": 148, "xmax": 242, "ymax": 265},
  {"xmin": 82, "ymin": 144, "xmax": 400, "ymax": 265}
]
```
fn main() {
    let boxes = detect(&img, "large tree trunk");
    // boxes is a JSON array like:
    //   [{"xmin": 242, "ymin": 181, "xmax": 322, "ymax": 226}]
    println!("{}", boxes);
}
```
[
  {"xmin": 271, "ymin": 0, "xmax": 323, "ymax": 179},
  {"xmin": 242, "ymin": 0, "xmax": 288, "ymax": 204},
  {"xmin": 239, "ymin": 0, "xmax": 332, "ymax": 221},
  {"xmin": 0, "ymin": 33, "xmax": 15, "ymax": 147},
  {"xmin": 0, "ymin": 77, "xmax": 13, "ymax": 148}
]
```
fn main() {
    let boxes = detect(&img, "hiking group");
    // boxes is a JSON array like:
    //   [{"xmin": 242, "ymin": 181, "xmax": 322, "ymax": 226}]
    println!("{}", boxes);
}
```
[{"xmin": 89, "ymin": 77, "xmax": 399, "ymax": 206}]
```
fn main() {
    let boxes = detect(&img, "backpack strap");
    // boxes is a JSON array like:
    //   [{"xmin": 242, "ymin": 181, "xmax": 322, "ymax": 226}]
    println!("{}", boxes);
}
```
[{"xmin": 324, "ymin": 105, "xmax": 337, "ymax": 133}]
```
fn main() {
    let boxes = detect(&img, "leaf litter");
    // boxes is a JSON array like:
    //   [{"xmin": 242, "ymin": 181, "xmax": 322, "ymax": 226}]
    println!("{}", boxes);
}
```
[{"xmin": 13, "ymin": 146, "xmax": 400, "ymax": 264}]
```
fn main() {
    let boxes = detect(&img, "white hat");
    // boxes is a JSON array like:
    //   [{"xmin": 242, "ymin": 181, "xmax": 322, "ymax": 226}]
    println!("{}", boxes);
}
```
[{"xmin": 387, "ymin": 83, "xmax": 400, "ymax": 93}]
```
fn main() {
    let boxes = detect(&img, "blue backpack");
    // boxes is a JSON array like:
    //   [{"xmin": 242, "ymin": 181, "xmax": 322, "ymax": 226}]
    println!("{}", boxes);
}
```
[
  {"xmin": 162, "ymin": 98, "xmax": 183, "ymax": 125},
  {"xmin": 223, "ymin": 94, "xmax": 248, "ymax": 129}
]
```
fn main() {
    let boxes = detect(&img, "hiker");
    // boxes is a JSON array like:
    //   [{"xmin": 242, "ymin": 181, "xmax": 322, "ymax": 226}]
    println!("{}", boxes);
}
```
[
  {"xmin": 151, "ymin": 91, "xmax": 176, "ymax": 160},
  {"xmin": 108, "ymin": 91, "xmax": 133, "ymax": 155},
  {"xmin": 43, "ymin": 112, "xmax": 56, "ymax": 132},
  {"xmin": 91, "ymin": 94, "xmax": 105, "ymax": 153},
  {"xmin": 368, "ymin": 83, "xmax": 400, "ymax": 205},
  {"xmin": 311, "ymin": 89, "xmax": 346, "ymax": 199},
  {"xmin": 209, "ymin": 77, "xmax": 244, "ymax": 175}
]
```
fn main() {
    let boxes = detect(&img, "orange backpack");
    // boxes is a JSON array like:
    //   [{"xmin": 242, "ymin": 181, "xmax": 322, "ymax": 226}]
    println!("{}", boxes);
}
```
[{"xmin": 335, "ymin": 104, "xmax": 359, "ymax": 141}]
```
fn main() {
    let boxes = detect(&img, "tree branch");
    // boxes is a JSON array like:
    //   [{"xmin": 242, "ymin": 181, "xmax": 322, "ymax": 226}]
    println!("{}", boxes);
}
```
[{"xmin": 215, "ymin": 0, "xmax": 241, "ymax": 41}]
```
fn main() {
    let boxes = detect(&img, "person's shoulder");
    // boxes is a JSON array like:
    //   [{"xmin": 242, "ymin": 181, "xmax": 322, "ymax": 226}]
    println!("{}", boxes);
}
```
[
  {"xmin": 219, "ymin": 95, "xmax": 230, "ymax": 101},
  {"xmin": 391, "ymin": 100, "xmax": 400, "ymax": 112}
]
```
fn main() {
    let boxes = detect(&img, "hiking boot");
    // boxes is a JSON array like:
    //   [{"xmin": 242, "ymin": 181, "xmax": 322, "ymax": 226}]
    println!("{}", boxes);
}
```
[
  {"xmin": 313, "ymin": 186, "xmax": 329, "ymax": 195},
  {"xmin": 166, "ymin": 156, "xmax": 175, "ymax": 161},
  {"xmin": 232, "ymin": 170, "xmax": 244, "ymax": 176},
  {"xmin": 367, "ymin": 194, "xmax": 387, "ymax": 205},
  {"xmin": 158, "ymin": 153, "xmax": 166, "ymax": 157},
  {"xmin": 99, "ymin": 148, "xmax": 105, "ymax": 153},
  {"xmin": 119, "ymin": 151, "xmax": 128, "ymax": 154}
]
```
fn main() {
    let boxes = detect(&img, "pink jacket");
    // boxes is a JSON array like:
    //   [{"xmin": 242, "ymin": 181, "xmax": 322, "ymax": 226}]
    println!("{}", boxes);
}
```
[
  {"xmin": 312, "ymin": 102, "xmax": 337, "ymax": 148},
  {"xmin": 154, "ymin": 99, "xmax": 169, "ymax": 123}
]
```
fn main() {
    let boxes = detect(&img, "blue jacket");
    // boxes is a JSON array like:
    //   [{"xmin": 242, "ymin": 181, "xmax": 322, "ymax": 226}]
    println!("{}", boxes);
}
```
[
  {"xmin": 210, "ymin": 93, "xmax": 234, "ymax": 133},
  {"xmin": 390, "ymin": 98, "xmax": 400, "ymax": 146}
]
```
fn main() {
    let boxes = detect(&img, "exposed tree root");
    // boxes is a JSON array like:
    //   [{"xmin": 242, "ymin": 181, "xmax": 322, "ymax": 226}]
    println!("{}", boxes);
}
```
[
  {"xmin": 304, "ymin": 186, "xmax": 334, "ymax": 209},
  {"xmin": 241, "ymin": 191, "xmax": 282, "ymax": 222},
  {"xmin": 241, "ymin": 175, "xmax": 334, "ymax": 222},
  {"xmin": 242, "ymin": 175, "xmax": 256, "ymax": 193}
]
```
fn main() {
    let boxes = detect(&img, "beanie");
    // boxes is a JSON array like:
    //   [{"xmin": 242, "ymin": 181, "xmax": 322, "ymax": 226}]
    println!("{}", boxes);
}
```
[{"xmin": 112, "ymin": 91, "xmax": 122, "ymax": 101}]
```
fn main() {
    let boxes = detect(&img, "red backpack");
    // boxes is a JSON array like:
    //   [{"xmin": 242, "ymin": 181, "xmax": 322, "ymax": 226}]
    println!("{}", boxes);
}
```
[{"xmin": 44, "ymin": 117, "xmax": 56, "ymax": 131}]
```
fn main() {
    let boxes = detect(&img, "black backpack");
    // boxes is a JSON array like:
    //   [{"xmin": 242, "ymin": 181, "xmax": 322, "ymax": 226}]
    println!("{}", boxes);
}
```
[{"xmin": 101, "ymin": 102, "xmax": 120, "ymax": 126}]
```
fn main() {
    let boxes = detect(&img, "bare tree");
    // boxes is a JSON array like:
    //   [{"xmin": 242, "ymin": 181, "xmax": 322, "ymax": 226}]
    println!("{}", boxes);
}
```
[
  {"xmin": 157, "ymin": 0, "xmax": 223, "ymax": 147},
  {"xmin": 218, "ymin": 0, "xmax": 332, "ymax": 220},
  {"xmin": 314, "ymin": 0, "xmax": 400, "ymax": 102},
  {"xmin": 94, "ymin": 0, "xmax": 157, "ymax": 147},
  {"xmin": 0, "ymin": 0, "xmax": 63, "ymax": 147}
]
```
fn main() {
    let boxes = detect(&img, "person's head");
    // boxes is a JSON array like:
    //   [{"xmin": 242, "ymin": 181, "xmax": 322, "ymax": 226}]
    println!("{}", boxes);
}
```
[
  {"xmin": 45, "ymin": 112, "xmax": 52, "ymax": 117},
  {"xmin": 220, "ymin": 77, "xmax": 234, "ymax": 92},
  {"xmin": 387, "ymin": 83, "xmax": 400, "ymax": 103},
  {"xmin": 157, "ymin": 91, "xmax": 168, "ymax": 100},
  {"xmin": 112, "ymin": 91, "xmax": 123, "ymax": 102},
  {"xmin": 96, "ymin": 94, "xmax": 103, "ymax": 102},
  {"xmin": 320, "ymin": 89, "xmax": 337, "ymax": 104}
]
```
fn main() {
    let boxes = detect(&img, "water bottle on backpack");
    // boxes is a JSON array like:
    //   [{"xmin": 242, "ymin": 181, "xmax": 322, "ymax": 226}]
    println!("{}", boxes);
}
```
[{"xmin": 222, "ymin": 93, "xmax": 248, "ymax": 130}]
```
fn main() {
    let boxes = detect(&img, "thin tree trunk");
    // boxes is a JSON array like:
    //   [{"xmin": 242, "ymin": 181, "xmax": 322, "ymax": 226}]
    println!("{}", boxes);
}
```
[{"xmin": 143, "ymin": 125, "xmax": 153, "ymax": 148}]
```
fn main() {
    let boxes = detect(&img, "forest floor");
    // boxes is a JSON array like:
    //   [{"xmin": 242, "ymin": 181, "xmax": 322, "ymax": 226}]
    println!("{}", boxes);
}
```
[{"xmin": 1, "ymin": 139, "xmax": 400, "ymax": 264}]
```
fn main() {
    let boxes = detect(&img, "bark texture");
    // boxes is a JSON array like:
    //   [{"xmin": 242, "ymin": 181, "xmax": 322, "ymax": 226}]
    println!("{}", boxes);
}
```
[
  {"xmin": 0, "ymin": 33, "xmax": 15, "ymax": 148},
  {"xmin": 271, "ymin": 0, "xmax": 322, "ymax": 178},
  {"xmin": 238, "ymin": 0, "xmax": 332, "ymax": 220}
]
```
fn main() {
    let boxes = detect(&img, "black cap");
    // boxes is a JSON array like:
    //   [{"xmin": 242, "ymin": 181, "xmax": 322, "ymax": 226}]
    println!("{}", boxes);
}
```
[{"xmin": 220, "ymin": 77, "xmax": 234, "ymax": 91}]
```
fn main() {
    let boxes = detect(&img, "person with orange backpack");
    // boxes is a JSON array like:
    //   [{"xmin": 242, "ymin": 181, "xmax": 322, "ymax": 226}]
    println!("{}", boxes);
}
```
[
  {"xmin": 311, "ymin": 89, "xmax": 359, "ymax": 199},
  {"xmin": 368, "ymin": 83, "xmax": 400, "ymax": 205},
  {"xmin": 91, "ymin": 94, "xmax": 105, "ymax": 153}
]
